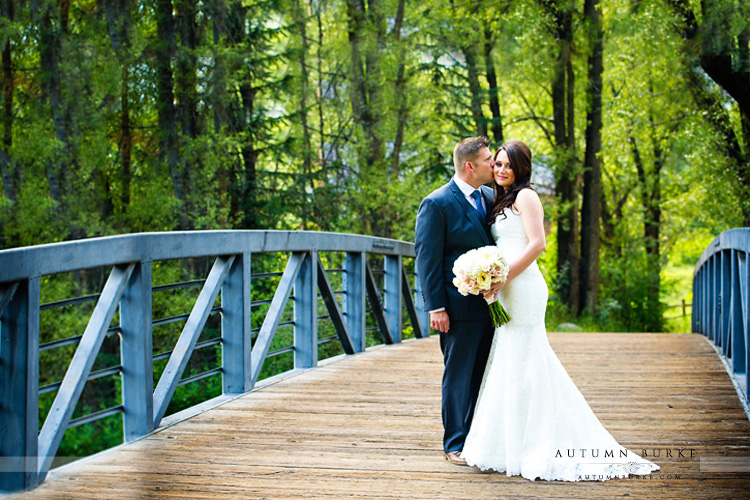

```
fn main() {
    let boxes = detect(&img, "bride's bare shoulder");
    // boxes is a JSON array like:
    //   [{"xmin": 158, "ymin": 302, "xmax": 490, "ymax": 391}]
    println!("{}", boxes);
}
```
[{"xmin": 512, "ymin": 188, "xmax": 542, "ymax": 213}]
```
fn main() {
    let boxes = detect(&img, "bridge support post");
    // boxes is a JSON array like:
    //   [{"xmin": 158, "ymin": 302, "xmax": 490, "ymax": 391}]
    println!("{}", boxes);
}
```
[
  {"xmin": 295, "ymin": 252, "xmax": 318, "ymax": 369},
  {"xmin": 710, "ymin": 257, "xmax": 718, "ymax": 342},
  {"xmin": 744, "ymin": 254, "xmax": 750, "ymax": 398},
  {"xmin": 344, "ymin": 252, "xmax": 366, "ymax": 353},
  {"xmin": 384, "ymin": 255, "xmax": 402, "ymax": 343},
  {"xmin": 222, "ymin": 253, "xmax": 252, "ymax": 393},
  {"xmin": 730, "ymin": 251, "xmax": 748, "ymax": 376},
  {"xmin": 721, "ymin": 250, "xmax": 731, "ymax": 356},
  {"xmin": 695, "ymin": 269, "xmax": 701, "ymax": 333},
  {"xmin": 0, "ymin": 278, "xmax": 40, "ymax": 492},
  {"xmin": 699, "ymin": 264, "xmax": 711, "ymax": 339},
  {"xmin": 121, "ymin": 262, "xmax": 154, "ymax": 442}
]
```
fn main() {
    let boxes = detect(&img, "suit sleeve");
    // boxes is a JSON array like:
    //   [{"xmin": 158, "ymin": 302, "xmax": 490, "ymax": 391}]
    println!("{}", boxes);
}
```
[{"xmin": 415, "ymin": 196, "xmax": 447, "ymax": 313}]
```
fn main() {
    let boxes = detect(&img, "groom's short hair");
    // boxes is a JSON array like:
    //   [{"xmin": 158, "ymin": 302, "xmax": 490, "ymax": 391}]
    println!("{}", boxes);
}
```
[{"xmin": 454, "ymin": 136, "xmax": 491, "ymax": 173}]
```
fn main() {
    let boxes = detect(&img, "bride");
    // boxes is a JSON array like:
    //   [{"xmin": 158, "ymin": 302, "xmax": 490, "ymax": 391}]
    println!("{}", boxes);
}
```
[{"xmin": 460, "ymin": 141, "xmax": 659, "ymax": 481}]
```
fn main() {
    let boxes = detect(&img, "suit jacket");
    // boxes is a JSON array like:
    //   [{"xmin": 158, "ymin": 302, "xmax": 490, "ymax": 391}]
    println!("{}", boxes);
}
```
[{"xmin": 415, "ymin": 179, "xmax": 495, "ymax": 321}]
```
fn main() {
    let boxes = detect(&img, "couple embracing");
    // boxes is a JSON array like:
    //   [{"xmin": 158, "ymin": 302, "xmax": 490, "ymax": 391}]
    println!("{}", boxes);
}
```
[{"xmin": 414, "ymin": 137, "xmax": 659, "ymax": 481}]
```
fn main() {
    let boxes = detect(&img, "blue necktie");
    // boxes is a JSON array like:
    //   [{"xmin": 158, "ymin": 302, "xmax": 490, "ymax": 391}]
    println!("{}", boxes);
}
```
[{"xmin": 471, "ymin": 190, "xmax": 486, "ymax": 222}]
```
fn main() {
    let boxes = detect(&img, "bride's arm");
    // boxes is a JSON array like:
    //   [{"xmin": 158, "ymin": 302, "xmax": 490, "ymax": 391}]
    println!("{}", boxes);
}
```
[{"xmin": 500, "ymin": 188, "xmax": 546, "ymax": 288}]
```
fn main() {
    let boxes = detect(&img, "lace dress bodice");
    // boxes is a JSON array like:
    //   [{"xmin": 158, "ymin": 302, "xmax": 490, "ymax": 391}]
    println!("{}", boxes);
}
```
[
  {"xmin": 491, "ymin": 209, "xmax": 527, "ymax": 256},
  {"xmin": 491, "ymin": 210, "xmax": 548, "ymax": 328}
]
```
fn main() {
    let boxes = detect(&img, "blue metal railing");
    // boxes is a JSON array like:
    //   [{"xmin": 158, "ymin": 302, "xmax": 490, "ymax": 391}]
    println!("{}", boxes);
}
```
[
  {"xmin": 0, "ymin": 231, "xmax": 429, "ymax": 492},
  {"xmin": 693, "ymin": 228, "xmax": 750, "ymax": 404}
]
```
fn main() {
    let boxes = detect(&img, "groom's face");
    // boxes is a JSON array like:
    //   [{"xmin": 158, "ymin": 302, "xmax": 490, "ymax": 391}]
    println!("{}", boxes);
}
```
[{"xmin": 470, "ymin": 147, "xmax": 495, "ymax": 185}]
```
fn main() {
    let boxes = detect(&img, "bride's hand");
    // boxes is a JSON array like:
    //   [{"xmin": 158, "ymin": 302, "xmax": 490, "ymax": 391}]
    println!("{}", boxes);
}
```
[{"xmin": 483, "ymin": 280, "xmax": 503, "ymax": 301}]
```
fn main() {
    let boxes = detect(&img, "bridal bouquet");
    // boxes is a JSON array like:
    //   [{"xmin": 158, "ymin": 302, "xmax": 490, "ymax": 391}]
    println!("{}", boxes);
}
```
[{"xmin": 452, "ymin": 246, "xmax": 511, "ymax": 327}]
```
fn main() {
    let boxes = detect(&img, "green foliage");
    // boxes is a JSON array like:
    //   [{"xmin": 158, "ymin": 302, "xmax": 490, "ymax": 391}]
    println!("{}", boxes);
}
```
[{"xmin": 1, "ymin": 0, "xmax": 748, "ymax": 467}]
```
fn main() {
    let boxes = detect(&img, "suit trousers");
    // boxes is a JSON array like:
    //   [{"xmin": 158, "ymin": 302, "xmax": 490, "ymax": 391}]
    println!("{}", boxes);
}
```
[{"xmin": 439, "ymin": 316, "xmax": 494, "ymax": 453}]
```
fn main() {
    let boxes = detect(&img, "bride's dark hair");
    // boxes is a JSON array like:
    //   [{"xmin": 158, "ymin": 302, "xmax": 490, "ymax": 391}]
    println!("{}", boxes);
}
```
[{"xmin": 489, "ymin": 140, "xmax": 533, "ymax": 224}]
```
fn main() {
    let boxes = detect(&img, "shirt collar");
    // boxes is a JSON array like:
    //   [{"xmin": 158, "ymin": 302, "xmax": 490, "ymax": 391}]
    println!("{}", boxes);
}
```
[{"xmin": 453, "ymin": 175, "xmax": 478, "ymax": 197}]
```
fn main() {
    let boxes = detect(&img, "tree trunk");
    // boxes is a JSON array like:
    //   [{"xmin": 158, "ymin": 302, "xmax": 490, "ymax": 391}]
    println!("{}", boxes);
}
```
[
  {"xmin": 0, "ymin": 0, "xmax": 15, "ymax": 205},
  {"xmin": 630, "ymin": 135, "xmax": 662, "ymax": 332},
  {"xmin": 390, "ymin": 0, "xmax": 407, "ymax": 177},
  {"xmin": 239, "ymin": 81, "xmax": 258, "ymax": 229},
  {"xmin": 365, "ymin": 0, "xmax": 384, "ymax": 162},
  {"xmin": 461, "ymin": 43, "xmax": 487, "ymax": 138},
  {"xmin": 544, "ymin": 0, "xmax": 580, "ymax": 313},
  {"xmin": 346, "ymin": 0, "xmax": 387, "ymax": 235},
  {"xmin": 741, "ymin": 29, "xmax": 750, "ymax": 170},
  {"xmin": 175, "ymin": 0, "xmax": 198, "ymax": 224},
  {"xmin": 347, "ymin": 0, "xmax": 376, "ymax": 157},
  {"xmin": 155, "ymin": 0, "xmax": 190, "ymax": 229},
  {"xmin": 211, "ymin": 0, "xmax": 228, "ymax": 134},
  {"xmin": 483, "ymin": 26, "xmax": 503, "ymax": 144},
  {"xmin": 212, "ymin": 0, "xmax": 228, "ymax": 213},
  {"xmin": 222, "ymin": 0, "xmax": 258, "ymax": 230},
  {"xmin": 600, "ymin": 186, "xmax": 630, "ymax": 259},
  {"xmin": 348, "ymin": 0, "xmax": 383, "ymax": 166},
  {"xmin": 292, "ymin": 0, "xmax": 314, "ymax": 204},
  {"xmin": 120, "ymin": 65, "xmax": 132, "ymax": 209},
  {"xmin": 346, "ymin": 0, "xmax": 367, "ymax": 132},
  {"xmin": 175, "ymin": 0, "xmax": 198, "ymax": 140},
  {"xmin": 579, "ymin": 0, "xmax": 603, "ymax": 314},
  {"xmin": 316, "ymin": 6, "xmax": 325, "ymax": 170},
  {"xmin": 102, "ymin": 0, "xmax": 132, "ymax": 210},
  {"xmin": 35, "ymin": 1, "xmax": 68, "ymax": 208}
]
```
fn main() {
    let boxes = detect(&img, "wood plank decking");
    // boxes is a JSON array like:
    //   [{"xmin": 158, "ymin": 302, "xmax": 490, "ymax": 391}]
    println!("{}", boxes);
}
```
[{"xmin": 6, "ymin": 333, "xmax": 750, "ymax": 500}]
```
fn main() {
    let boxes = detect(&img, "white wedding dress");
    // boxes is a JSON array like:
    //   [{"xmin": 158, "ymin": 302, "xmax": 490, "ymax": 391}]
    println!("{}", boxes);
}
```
[{"xmin": 461, "ymin": 210, "xmax": 659, "ymax": 481}]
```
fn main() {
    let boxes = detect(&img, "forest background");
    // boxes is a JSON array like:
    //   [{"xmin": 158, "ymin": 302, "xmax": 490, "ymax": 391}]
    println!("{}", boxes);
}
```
[
  {"xmin": 2, "ymin": 0, "xmax": 750, "ymax": 334},
  {"xmin": 1, "ymin": 0, "xmax": 749, "ymax": 464}
]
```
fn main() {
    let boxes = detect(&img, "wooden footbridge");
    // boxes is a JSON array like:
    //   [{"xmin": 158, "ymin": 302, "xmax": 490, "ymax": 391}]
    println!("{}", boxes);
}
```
[{"xmin": 2, "ymin": 229, "xmax": 750, "ymax": 499}]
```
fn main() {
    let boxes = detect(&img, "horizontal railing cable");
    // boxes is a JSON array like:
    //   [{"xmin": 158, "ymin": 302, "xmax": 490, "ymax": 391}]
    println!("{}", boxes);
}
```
[
  {"xmin": 153, "ymin": 336, "xmax": 223, "ymax": 363},
  {"xmin": 176, "ymin": 367, "xmax": 223, "ymax": 387},
  {"xmin": 40, "ymin": 326, "xmax": 121, "ymax": 352},
  {"xmin": 39, "ymin": 365, "xmax": 124, "ymax": 395},
  {"xmin": 152, "ymin": 307, "xmax": 222, "ymax": 328},
  {"xmin": 152, "ymin": 279, "xmax": 206, "ymax": 292},
  {"xmin": 68, "ymin": 406, "xmax": 124, "ymax": 429},
  {"xmin": 41, "ymin": 293, "xmax": 101, "ymax": 311}
]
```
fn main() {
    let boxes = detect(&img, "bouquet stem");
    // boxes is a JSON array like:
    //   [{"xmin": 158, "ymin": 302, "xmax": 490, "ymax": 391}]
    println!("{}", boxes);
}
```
[{"xmin": 488, "ymin": 300, "xmax": 510, "ymax": 328}]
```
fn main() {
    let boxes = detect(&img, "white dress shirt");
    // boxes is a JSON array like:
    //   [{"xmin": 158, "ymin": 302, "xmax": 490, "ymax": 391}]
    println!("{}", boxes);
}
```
[{"xmin": 454, "ymin": 175, "xmax": 487, "ymax": 214}]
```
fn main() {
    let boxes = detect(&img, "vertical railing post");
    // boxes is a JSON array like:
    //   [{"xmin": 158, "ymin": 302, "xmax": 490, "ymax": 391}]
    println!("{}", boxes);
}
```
[
  {"xmin": 706, "ymin": 258, "xmax": 712, "ymax": 339},
  {"xmin": 701, "ymin": 263, "xmax": 711, "ymax": 337},
  {"xmin": 120, "ymin": 261, "xmax": 154, "ymax": 443},
  {"xmin": 294, "ymin": 251, "xmax": 317, "ymax": 369},
  {"xmin": 730, "ymin": 251, "xmax": 746, "ymax": 374},
  {"xmin": 721, "ymin": 250, "xmax": 731, "ymax": 355},
  {"xmin": 745, "ymin": 250, "xmax": 750, "ymax": 401},
  {"xmin": 344, "ymin": 252, "xmax": 366, "ymax": 353},
  {"xmin": 222, "ymin": 253, "xmax": 252, "ymax": 393},
  {"xmin": 712, "ymin": 256, "xmax": 719, "ymax": 343},
  {"xmin": 0, "ymin": 278, "xmax": 40, "ymax": 492},
  {"xmin": 384, "ymin": 255, "xmax": 402, "ymax": 343},
  {"xmin": 691, "ymin": 269, "xmax": 699, "ymax": 333},
  {"xmin": 413, "ymin": 269, "xmax": 429, "ymax": 336}
]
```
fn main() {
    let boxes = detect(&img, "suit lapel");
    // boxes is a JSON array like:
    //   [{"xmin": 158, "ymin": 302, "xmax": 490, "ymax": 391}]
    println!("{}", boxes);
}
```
[{"xmin": 449, "ymin": 180, "xmax": 493, "ymax": 246}]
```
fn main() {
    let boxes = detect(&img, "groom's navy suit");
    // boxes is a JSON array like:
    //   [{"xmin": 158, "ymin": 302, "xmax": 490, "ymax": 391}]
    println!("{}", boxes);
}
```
[{"xmin": 415, "ymin": 178, "xmax": 495, "ymax": 453}]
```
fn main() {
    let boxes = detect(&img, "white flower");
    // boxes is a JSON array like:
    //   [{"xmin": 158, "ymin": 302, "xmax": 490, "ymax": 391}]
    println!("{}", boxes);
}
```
[{"xmin": 452, "ymin": 245, "xmax": 510, "ymax": 294}]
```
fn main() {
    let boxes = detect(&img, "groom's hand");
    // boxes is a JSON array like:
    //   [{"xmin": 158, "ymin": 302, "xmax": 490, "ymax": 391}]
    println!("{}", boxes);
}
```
[{"xmin": 430, "ymin": 311, "xmax": 450, "ymax": 333}]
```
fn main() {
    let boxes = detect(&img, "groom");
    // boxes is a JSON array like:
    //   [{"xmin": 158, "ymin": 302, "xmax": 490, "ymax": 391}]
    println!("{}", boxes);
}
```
[{"xmin": 415, "ymin": 136, "xmax": 496, "ymax": 466}]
